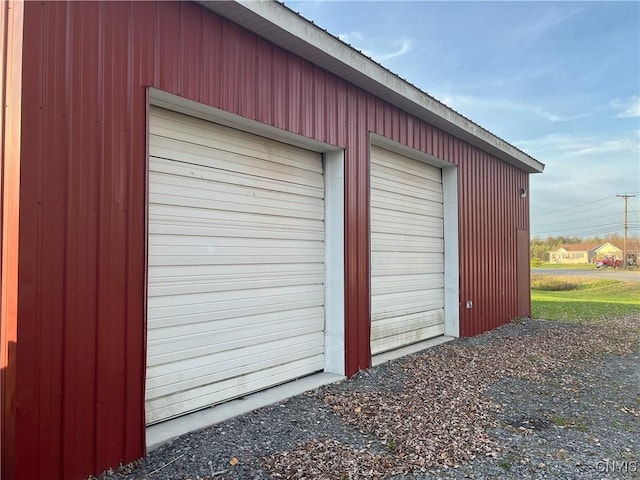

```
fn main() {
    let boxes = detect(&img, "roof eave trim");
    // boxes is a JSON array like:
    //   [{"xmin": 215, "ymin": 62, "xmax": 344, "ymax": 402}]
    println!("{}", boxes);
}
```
[{"xmin": 197, "ymin": 0, "xmax": 545, "ymax": 174}]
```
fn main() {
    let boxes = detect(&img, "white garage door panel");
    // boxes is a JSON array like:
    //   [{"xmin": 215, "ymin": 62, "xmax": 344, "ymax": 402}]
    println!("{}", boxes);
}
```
[
  {"xmin": 371, "ymin": 155, "xmax": 441, "ymax": 183},
  {"xmin": 147, "ymin": 107, "xmax": 326, "ymax": 424},
  {"xmin": 372, "ymin": 252, "xmax": 444, "ymax": 270},
  {"xmin": 148, "ymin": 264, "xmax": 324, "ymax": 297},
  {"xmin": 371, "ymin": 178, "xmax": 443, "ymax": 205},
  {"xmin": 149, "ymin": 204, "xmax": 323, "ymax": 248},
  {"xmin": 149, "ymin": 306, "xmax": 324, "ymax": 342},
  {"xmin": 149, "ymin": 311, "xmax": 323, "ymax": 354},
  {"xmin": 149, "ymin": 273, "xmax": 323, "ymax": 297},
  {"xmin": 151, "ymin": 158, "xmax": 323, "ymax": 204},
  {"xmin": 150, "ymin": 206, "xmax": 323, "ymax": 240},
  {"xmin": 371, "ymin": 220, "xmax": 443, "ymax": 238},
  {"xmin": 147, "ymin": 293, "xmax": 323, "ymax": 330},
  {"xmin": 150, "ymin": 157, "xmax": 324, "ymax": 203},
  {"xmin": 371, "ymin": 310, "xmax": 444, "ymax": 339},
  {"xmin": 371, "ymin": 292, "xmax": 444, "ymax": 320},
  {"xmin": 146, "ymin": 355, "xmax": 324, "ymax": 424},
  {"xmin": 372, "ymin": 263, "xmax": 444, "ymax": 277},
  {"xmin": 371, "ymin": 204, "xmax": 444, "ymax": 225},
  {"xmin": 370, "ymin": 145, "xmax": 445, "ymax": 355},
  {"xmin": 147, "ymin": 333, "xmax": 325, "ymax": 395},
  {"xmin": 148, "ymin": 329, "xmax": 325, "ymax": 375},
  {"xmin": 149, "ymin": 332, "xmax": 324, "ymax": 380},
  {"xmin": 151, "ymin": 109, "xmax": 322, "ymax": 175},
  {"xmin": 149, "ymin": 187, "xmax": 323, "ymax": 221},
  {"xmin": 371, "ymin": 274, "xmax": 444, "ymax": 296},
  {"xmin": 372, "ymin": 236, "xmax": 443, "ymax": 253},
  {"xmin": 149, "ymin": 147, "xmax": 323, "ymax": 195},
  {"xmin": 150, "ymin": 244, "xmax": 324, "ymax": 262},
  {"xmin": 372, "ymin": 324, "xmax": 445, "ymax": 354},
  {"xmin": 371, "ymin": 210, "xmax": 443, "ymax": 231}
]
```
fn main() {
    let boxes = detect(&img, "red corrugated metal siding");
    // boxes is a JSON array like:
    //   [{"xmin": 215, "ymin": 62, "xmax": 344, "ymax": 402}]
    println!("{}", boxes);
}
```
[
  {"xmin": 9, "ymin": 2, "xmax": 532, "ymax": 478},
  {"xmin": 1, "ymin": 2, "xmax": 23, "ymax": 480}
]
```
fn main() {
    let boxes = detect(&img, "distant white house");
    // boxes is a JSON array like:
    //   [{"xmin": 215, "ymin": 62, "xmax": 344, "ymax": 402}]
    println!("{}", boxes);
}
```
[{"xmin": 549, "ymin": 242, "xmax": 622, "ymax": 264}]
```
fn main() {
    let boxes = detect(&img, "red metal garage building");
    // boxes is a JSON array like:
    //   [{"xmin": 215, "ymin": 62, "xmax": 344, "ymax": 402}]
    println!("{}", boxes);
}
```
[{"xmin": 0, "ymin": 1, "xmax": 544, "ymax": 479}]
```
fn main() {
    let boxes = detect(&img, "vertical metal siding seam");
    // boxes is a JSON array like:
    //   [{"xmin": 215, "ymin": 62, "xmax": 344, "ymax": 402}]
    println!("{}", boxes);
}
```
[
  {"xmin": 481, "ymin": 153, "xmax": 486, "ymax": 332},
  {"xmin": 92, "ymin": 2, "xmax": 105, "ymax": 473},
  {"xmin": 492, "ymin": 160, "xmax": 498, "ymax": 327},
  {"xmin": 460, "ymin": 151, "xmax": 467, "ymax": 336},
  {"xmin": 34, "ymin": 2, "xmax": 45, "ymax": 474},
  {"xmin": 466, "ymin": 151, "xmax": 472, "ymax": 335},
  {"xmin": 495, "ymin": 161, "xmax": 500, "ymax": 325},
  {"xmin": 123, "ymin": 0, "xmax": 134, "ymax": 458},
  {"xmin": 479, "ymin": 151, "xmax": 484, "ymax": 334},
  {"xmin": 460, "ymin": 153, "xmax": 471, "ymax": 336},
  {"xmin": 488, "ymin": 157, "xmax": 494, "ymax": 328},
  {"xmin": 467, "ymin": 150, "xmax": 473, "ymax": 335},
  {"xmin": 460, "ymin": 148, "xmax": 466, "ymax": 335},
  {"xmin": 499, "ymin": 161, "xmax": 503, "ymax": 325},
  {"xmin": 41, "ymin": 4, "xmax": 65, "ymax": 471},
  {"xmin": 360, "ymin": 91, "xmax": 370, "ymax": 368},
  {"xmin": 501, "ymin": 164, "xmax": 504, "ymax": 323},
  {"xmin": 485, "ymin": 156, "xmax": 490, "ymax": 330},
  {"xmin": 457, "ymin": 153, "xmax": 464, "ymax": 336},
  {"xmin": 353, "ymin": 89, "xmax": 362, "ymax": 369},
  {"xmin": 58, "ymin": 2, "xmax": 73, "ymax": 477},
  {"xmin": 475, "ymin": 150, "xmax": 480, "ymax": 335},
  {"xmin": 487, "ymin": 157, "xmax": 492, "ymax": 328}
]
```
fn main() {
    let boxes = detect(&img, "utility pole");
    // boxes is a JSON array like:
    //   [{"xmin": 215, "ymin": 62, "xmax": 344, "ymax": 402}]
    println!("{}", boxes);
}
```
[{"xmin": 617, "ymin": 194, "xmax": 636, "ymax": 270}]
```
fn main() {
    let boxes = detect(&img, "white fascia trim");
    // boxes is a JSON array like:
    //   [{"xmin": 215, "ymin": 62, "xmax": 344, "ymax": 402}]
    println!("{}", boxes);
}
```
[
  {"xmin": 147, "ymin": 87, "xmax": 346, "ymax": 374},
  {"xmin": 370, "ymin": 134, "xmax": 459, "ymax": 338},
  {"xmin": 197, "ymin": 0, "xmax": 544, "ymax": 175}
]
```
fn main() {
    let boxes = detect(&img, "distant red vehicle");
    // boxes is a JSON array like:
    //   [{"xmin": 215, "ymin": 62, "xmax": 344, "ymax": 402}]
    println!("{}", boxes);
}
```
[{"xmin": 595, "ymin": 257, "xmax": 623, "ymax": 268}]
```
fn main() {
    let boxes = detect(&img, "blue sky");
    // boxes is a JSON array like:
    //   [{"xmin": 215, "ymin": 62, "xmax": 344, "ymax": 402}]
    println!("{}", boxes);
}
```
[{"xmin": 285, "ymin": 0, "xmax": 640, "ymax": 239}]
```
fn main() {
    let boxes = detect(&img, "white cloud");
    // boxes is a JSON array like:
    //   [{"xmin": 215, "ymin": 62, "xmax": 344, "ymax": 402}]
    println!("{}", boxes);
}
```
[
  {"xmin": 516, "ymin": 132, "xmax": 639, "ymax": 159},
  {"xmin": 434, "ymin": 92, "xmax": 588, "ymax": 124},
  {"xmin": 521, "ymin": 130, "xmax": 639, "ymax": 237},
  {"xmin": 337, "ymin": 31, "xmax": 412, "ymax": 62},
  {"xmin": 374, "ymin": 38, "xmax": 412, "ymax": 61},
  {"xmin": 516, "ymin": 6, "xmax": 592, "ymax": 44},
  {"xmin": 338, "ymin": 31, "xmax": 363, "ymax": 44},
  {"xmin": 611, "ymin": 95, "xmax": 640, "ymax": 118},
  {"xmin": 534, "ymin": 109, "xmax": 588, "ymax": 123}
]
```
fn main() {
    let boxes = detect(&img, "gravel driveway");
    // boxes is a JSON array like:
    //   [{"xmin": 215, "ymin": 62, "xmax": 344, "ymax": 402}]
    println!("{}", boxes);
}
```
[{"xmin": 95, "ymin": 316, "xmax": 639, "ymax": 480}]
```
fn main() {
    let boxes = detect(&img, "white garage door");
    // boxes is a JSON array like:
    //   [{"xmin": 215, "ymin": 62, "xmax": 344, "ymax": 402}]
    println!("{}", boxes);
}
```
[
  {"xmin": 146, "ymin": 107, "xmax": 326, "ymax": 425},
  {"xmin": 370, "ymin": 145, "xmax": 445, "ymax": 355}
]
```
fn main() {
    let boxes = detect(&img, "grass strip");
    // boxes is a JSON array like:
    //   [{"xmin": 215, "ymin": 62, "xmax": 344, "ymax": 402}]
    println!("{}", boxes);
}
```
[{"xmin": 531, "ymin": 276, "xmax": 639, "ymax": 321}]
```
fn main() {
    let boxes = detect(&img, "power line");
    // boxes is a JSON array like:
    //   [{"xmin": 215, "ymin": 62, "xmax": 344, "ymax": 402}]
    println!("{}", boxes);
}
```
[
  {"xmin": 532, "ymin": 198, "xmax": 620, "ymax": 223},
  {"xmin": 533, "ymin": 222, "xmax": 640, "ymax": 237},
  {"xmin": 532, "ymin": 191, "xmax": 640, "ymax": 219},
  {"xmin": 532, "ymin": 194, "xmax": 617, "ymax": 217},
  {"xmin": 531, "ymin": 220, "xmax": 638, "ymax": 232}
]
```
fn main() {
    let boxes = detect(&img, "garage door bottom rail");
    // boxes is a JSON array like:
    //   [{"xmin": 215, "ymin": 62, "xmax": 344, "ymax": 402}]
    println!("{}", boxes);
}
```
[{"xmin": 146, "ymin": 371, "xmax": 345, "ymax": 451}]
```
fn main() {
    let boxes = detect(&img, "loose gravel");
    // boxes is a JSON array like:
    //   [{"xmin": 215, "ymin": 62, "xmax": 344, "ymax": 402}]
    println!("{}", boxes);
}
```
[{"xmin": 94, "ymin": 315, "xmax": 640, "ymax": 480}]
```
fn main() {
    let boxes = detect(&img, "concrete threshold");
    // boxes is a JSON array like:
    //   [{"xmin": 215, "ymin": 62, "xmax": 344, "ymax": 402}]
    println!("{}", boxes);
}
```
[
  {"xmin": 146, "ymin": 372, "xmax": 345, "ymax": 451},
  {"xmin": 372, "ymin": 335, "xmax": 455, "ymax": 367}
]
